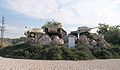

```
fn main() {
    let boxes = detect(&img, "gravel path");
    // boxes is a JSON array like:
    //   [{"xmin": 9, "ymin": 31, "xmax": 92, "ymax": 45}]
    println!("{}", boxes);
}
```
[{"xmin": 0, "ymin": 57, "xmax": 120, "ymax": 70}]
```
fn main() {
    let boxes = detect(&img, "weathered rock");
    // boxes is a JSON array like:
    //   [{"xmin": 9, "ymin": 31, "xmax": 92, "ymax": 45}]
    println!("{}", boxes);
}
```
[
  {"xmin": 75, "ymin": 32, "xmax": 110, "ymax": 49},
  {"xmin": 63, "ymin": 35, "xmax": 69, "ymax": 43},
  {"xmin": 51, "ymin": 35, "xmax": 64, "ymax": 46},
  {"xmin": 76, "ymin": 35, "xmax": 90, "ymax": 47},
  {"xmin": 37, "ymin": 34, "xmax": 52, "ymax": 45},
  {"xmin": 25, "ymin": 30, "xmax": 65, "ymax": 46},
  {"xmin": 90, "ymin": 33, "xmax": 110, "ymax": 48},
  {"xmin": 26, "ymin": 33, "xmax": 52, "ymax": 46},
  {"xmin": 89, "ymin": 39, "xmax": 97, "ymax": 47}
]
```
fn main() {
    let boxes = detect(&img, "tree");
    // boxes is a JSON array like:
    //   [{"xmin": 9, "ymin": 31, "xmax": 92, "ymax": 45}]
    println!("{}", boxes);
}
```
[
  {"xmin": 98, "ymin": 23, "xmax": 109, "ymax": 34},
  {"xmin": 104, "ymin": 26, "xmax": 120, "ymax": 45},
  {"xmin": 98, "ymin": 24, "xmax": 120, "ymax": 45}
]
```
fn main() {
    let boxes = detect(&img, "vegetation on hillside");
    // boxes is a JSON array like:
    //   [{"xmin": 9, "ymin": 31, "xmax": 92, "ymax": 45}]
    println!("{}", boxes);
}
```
[
  {"xmin": 0, "ymin": 24, "xmax": 119, "ymax": 60},
  {"xmin": 0, "ymin": 43, "xmax": 120, "ymax": 60}
]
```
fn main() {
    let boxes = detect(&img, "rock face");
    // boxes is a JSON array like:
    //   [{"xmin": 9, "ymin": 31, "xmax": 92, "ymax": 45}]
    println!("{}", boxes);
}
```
[
  {"xmin": 75, "ymin": 33, "xmax": 110, "ymax": 49},
  {"xmin": 76, "ymin": 35, "xmax": 90, "ymax": 47},
  {"xmin": 75, "ymin": 35, "xmax": 91, "ymax": 49},
  {"xmin": 37, "ymin": 34, "xmax": 52, "ymax": 45},
  {"xmin": 51, "ymin": 35, "xmax": 64, "ymax": 46},
  {"xmin": 89, "ymin": 33, "xmax": 110, "ymax": 48},
  {"xmin": 69, "ymin": 26, "xmax": 110, "ymax": 49},
  {"xmin": 25, "ymin": 31, "xmax": 64, "ymax": 46},
  {"xmin": 26, "ymin": 32, "xmax": 52, "ymax": 46}
]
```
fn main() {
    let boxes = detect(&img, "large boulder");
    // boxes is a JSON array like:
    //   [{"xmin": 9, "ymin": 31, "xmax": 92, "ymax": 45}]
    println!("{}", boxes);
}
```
[
  {"xmin": 51, "ymin": 35, "xmax": 64, "ymax": 46},
  {"xmin": 76, "ymin": 35, "xmax": 90, "ymax": 47},
  {"xmin": 37, "ymin": 34, "xmax": 52, "ymax": 45},
  {"xmin": 75, "ymin": 33, "xmax": 110, "ymax": 49},
  {"xmin": 26, "ymin": 32, "xmax": 65, "ymax": 46},
  {"xmin": 89, "ymin": 39, "xmax": 97, "ymax": 47},
  {"xmin": 26, "ymin": 33, "xmax": 52, "ymax": 46},
  {"xmin": 89, "ymin": 33, "xmax": 110, "ymax": 48}
]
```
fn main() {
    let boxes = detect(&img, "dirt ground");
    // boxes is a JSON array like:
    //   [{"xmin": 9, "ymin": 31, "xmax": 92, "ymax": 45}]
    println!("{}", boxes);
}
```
[{"xmin": 0, "ymin": 57, "xmax": 120, "ymax": 70}]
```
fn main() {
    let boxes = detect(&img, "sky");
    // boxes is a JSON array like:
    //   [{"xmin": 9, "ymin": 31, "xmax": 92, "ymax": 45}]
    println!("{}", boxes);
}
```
[{"xmin": 0, "ymin": 0, "xmax": 120, "ymax": 38}]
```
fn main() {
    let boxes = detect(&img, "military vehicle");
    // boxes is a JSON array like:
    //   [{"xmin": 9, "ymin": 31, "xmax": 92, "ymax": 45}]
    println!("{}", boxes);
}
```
[
  {"xmin": 24, "ymin": 28, "xmax": 44, "ymax": 38},
  {"xmin": 24, "ymin": 21, "xmax": 67, "ymax": 46},
  {"xmin": 44, "ymin": 21, "xmax": 67, "ymax": 39},
  {"xmin": 69, "ymin": 26, "xmax": 109, "ymax": 48},
  {"xmin": 69, "ymin": 26, "xmax": 91, "ymax": 37}
]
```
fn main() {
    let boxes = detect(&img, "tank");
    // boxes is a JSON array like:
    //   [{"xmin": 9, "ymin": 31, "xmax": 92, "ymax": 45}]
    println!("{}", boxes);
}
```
[
  {"xmin": 69, "ymin": 26, "xmax": 91, "ymax": 37},
  {"xmin": 24, "ymin": 28, "xmax": 44, "ymax": 38},
  {"xmin": 44, "ymin": 22, "xmax": 67, "ymax": 39},
  {"xmin": 69, "ymin": 26, "xmax": 109, "ymax": 49},
  {"xmin": 78, "ymin": 26, "xmax": 91, "ymax": 32}
]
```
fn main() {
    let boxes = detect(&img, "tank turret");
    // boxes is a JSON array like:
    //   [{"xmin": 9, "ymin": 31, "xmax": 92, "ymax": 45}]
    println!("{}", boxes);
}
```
[
  {"xmin": 44, "ymin": 22, "xmax": 67, "ymax": 39},
  {"xmin": 78, "ymin": 26, "xmax": 91, "ymax": 32},
  {"xmin": 24, "ymin": 28, "xmax": 44, "ymax": 38}
]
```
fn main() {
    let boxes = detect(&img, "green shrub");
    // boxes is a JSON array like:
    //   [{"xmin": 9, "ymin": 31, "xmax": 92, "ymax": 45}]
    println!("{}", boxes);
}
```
[
  {"xmin": 1, "ymin": 43, "xmax": 120, "ymax": 60},
  {"xmin": 93, "ymin": 49, "xmax": 113, "ymax": 59},
  {"xmin": 77, "ymin": 51, "xmax": 95, "ymax": 60},
  {"xmin": 107, "ymin": 46, "xmax": 120, "ymax": 55},
  {"xmin": 106, "ymin": 46, "xmax": 120, "ymax": 58},
  {"xmin": 63, "ymin": 50, "xmax": 78, "ymax": 60},
  {"xmin": 47, "ymin": 46, "xmax": 63, "ymax": 60},
  {"xmin": 98, "ymin": 24, "xmax": 120, "ymax": 45}
]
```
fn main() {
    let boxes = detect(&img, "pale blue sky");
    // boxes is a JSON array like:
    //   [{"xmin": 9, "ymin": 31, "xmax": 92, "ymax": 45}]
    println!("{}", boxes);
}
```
[{"xmin": 0, "ymin": 0, "xmax": 120, "ymax": 38}]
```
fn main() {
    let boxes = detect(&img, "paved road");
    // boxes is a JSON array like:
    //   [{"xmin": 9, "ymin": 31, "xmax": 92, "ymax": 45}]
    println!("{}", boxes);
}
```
[{"xmin": 0, "ymin": 57, "xmax": 120, "ymax": 70}]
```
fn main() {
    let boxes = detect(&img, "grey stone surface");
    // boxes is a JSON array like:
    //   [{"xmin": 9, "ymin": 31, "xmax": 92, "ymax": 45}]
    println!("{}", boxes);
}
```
[
  {"xmin": 51, "ymin": 35, "xmax": 64, "ymax": 46},
  {"xmin": 0, "ymin": 57, "xmax": 120, "ymax": 70}
]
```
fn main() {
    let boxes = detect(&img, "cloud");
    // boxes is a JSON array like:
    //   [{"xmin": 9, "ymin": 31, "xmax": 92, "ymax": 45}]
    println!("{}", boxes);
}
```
[
  {"xmin": 5, "ymin": 0, "xmax": 120, "ymax": 26},
  {"xmin": 6, "ymin": 0, "xmax": 58, "ymax": 19}
]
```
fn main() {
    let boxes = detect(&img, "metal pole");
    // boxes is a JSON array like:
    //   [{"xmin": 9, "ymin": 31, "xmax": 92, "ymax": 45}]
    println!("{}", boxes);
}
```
[
  {"xmin": 77, "ymin": 31, "xmax": 80, "ymax": 39},
  {"xmin": 0, "ymin": 16, "xmax": 5, "ymax": 47}
]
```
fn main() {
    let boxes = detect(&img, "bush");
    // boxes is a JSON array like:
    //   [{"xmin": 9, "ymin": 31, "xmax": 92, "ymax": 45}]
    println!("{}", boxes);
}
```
[
  {"xmin": 77, "ymin": 51, "xmax": 95, "ymax": 60},
  {"xmin": 106, "ymin": 46, "xmax": 120, "ymax": 58},
  {"xmin": 0, "ymin": 43, "xmax": 120, "ymax": 60},
  {"xmin": 47, "ymin": 46, "xmax": 63, "ymax": 60},
  {"xmin": 76, "ymin": 46, "xmax": 95, "ymax": 60},
  {"xmin": 93, "ymin": 49, "xmax": 113, "ymax": 59},
  {"xmin": 107, "ymin": 46, "xmax": 120, "ymax": 55},
  {"xmin": 98, "ymin": 24, "xmax": 120, "ymax": 45}
]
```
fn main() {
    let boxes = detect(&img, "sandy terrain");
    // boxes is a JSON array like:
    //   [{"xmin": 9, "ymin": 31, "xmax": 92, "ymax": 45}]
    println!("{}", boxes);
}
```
[{"xmin": 0, "ymin": 57, "xmax": 120, "ymax": 70}]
